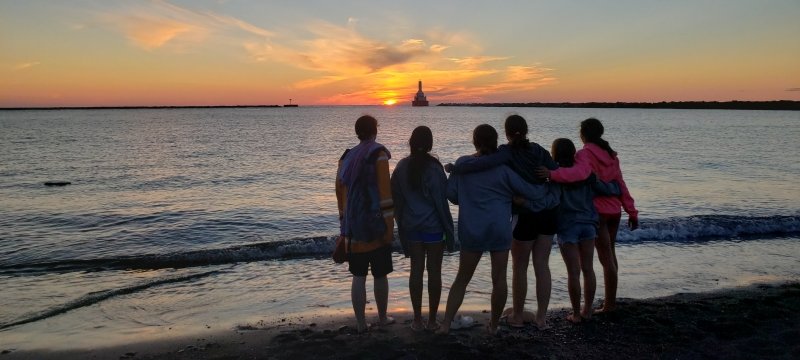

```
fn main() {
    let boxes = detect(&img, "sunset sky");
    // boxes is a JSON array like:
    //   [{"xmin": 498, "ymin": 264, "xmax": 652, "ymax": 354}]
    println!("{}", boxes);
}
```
[{"xmin": 1, "ymin": 0, "xmax": 799, "ymax": 107}]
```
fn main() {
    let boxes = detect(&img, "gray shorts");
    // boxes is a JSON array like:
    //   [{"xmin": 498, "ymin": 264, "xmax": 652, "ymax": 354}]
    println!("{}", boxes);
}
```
[{"xmin": 557, "ymin": 223, "xmax": 596, "ymax": 245}]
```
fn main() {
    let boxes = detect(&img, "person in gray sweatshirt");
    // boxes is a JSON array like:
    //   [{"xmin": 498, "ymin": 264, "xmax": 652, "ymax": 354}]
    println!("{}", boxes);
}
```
[
  {"xmin": 549, "ymin": 138, "xmax": 620, "ymax": 324},
  {"xmin": 438, "ymin": 124, "xmax": 560, "ymax": 335},
  {"xmin": 391, "ymin": 126, "xmax": 454, "ymax": 332}
]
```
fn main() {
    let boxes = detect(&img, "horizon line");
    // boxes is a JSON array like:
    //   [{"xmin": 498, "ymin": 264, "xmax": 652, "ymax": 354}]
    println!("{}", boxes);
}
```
[{"xmin": 2, "ymin": 99, "xmax": 799, "ymax": 111}]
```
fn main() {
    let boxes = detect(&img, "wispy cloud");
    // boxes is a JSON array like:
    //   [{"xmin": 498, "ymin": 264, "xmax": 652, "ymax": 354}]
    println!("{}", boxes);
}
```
[
  {"xmin": 787, "ymin": 88, "xmax": 800, "ymax": 92},
  {"xmin": 13, "ymin": 62, "xmax": 41, "ymax": 71},
  {"xmin": 253, "ymin": 21, "xmax": 555, "ymax": 104},
  {"xmin": 99, "ymin": 0, "xmax": 273, "ymax": 51},
  {"xmin": 96, "ymin": 1, "xmax": 555, "ymax": 103}
]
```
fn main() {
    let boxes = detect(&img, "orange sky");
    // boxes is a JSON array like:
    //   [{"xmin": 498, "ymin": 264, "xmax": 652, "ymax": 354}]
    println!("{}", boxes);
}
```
[{"xmin": 1, "ymin": 1, "xmax": 799, "ymax": 107}]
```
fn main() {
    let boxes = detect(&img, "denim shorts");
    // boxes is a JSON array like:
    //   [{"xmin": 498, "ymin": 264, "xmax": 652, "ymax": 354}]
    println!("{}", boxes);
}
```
[{"xmin": 557, "ymin": 223, "xmax": 597, "ymax": 245}]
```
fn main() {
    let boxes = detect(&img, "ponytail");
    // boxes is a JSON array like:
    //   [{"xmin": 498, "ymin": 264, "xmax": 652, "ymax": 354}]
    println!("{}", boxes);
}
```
[
  {"xmin": 580, "ymin": 118, "xmax": 616, "ymax": 158},
  {"xmin": 505, "ymin": 114, "xmax": 530, "ymax": 150},
  {"xmin": 407, "ymin": 126, "xmax": 441, "ymax": 192}
]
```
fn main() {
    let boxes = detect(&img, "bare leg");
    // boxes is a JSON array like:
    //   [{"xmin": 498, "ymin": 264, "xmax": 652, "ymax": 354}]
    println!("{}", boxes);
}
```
[
  {"xmin": 531, "ymin": 234, "xmax": 553, "ymax": 328},
  {"xmin": 425, "ymin": 242, "xmax": 445, "ymax": 329},
  {"xmin": 409, "ymin": 242, "xmax": 425, "ymax": 330},
  {"xmin": 595, "ymin": 216, "xmax": 618, "ymax": 312},
  {"xmin": 559, "ymin": 242, "xmax": 582, "ymax": 323},
  {"xmin": 438, "ymin": 250, "xmax": 482, "ymax": 334},
  {"xmin": 509, "ymin": 239, "xmax": 533, "ymax": 327},
  {"xmin": 489, "ymin": 249, "xmax": 510, "ymax": 334},
  {"xmin": 375, "ymin": 275, "xmax": 390, "ymax": 325},
  {"xmin": 351, "ymin": 275, "xmax": 368, "ymax": 332},
  {"xmin": 579, "ymin": 238, "xmax": 596, "ymax": 320}
]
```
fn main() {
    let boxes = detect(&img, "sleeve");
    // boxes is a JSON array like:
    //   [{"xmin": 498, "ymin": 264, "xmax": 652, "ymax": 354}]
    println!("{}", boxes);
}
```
[
  {"xmin": 446, "ymin": 172, "xmax": 459, "ymax": 205},
  {"xmin": 549, "ymin": 150, "xmax": 592, "ymax": 183},
  {"xmin": 541, "ymin": 147, "xmax": 559, "ymax": 170},
  {"xmin": 431, "ymin": 166, "xmax": 456, "ymax": 252},
  {"xmin": 391, "ymin": 163, "xmax": 409, "ymax": 256},
  {"xmin": 335, "ymin": 150, "xmax": 349, "ymax": 235},
  {"xmin": 390, "ymin": 163, "xmax": 404, "ymax": 228},
  {"xmin": 375, "ymin": 150, "xmax": 395, "ymax": 245},
  {"xmin": 617, "ymin": 165, "xmax": 638, "ymax": 218},
  {"xmin": 507, "ymin": 169, "xmax": 560, "ymax": 212},
  {"xmin": 452, "ymin": 147, "xmax": 511, "ymax": 174},
  {"xmin": 592, "ymin": 176, "xmax": 622, "ymax": 197}
]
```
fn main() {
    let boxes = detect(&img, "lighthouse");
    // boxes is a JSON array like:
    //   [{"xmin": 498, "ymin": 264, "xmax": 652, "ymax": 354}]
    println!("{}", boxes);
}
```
[{"xmin": 411, "ymin": 80, "xmax": 429, "ymax": 106}]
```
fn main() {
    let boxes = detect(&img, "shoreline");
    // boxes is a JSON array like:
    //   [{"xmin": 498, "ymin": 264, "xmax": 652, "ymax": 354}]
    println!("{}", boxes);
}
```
[
  {"xmin": 1, "ymin": 100, "xmax": 799, "ymax": 111},
  {"xmin": 5, "ymin": 281, "xmax": 798, "ymax": 359}
]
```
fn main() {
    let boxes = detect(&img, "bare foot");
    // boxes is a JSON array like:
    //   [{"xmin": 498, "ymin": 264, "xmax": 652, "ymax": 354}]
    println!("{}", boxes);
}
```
[
  {"xmin": 487, "ymin": 322, "xmax": 499, "ymax": 336},
  {"xmin": 436, "ymin": 325, "xmax": 450, "ymax": 335},
  {"xmin": 595, "ymin": 305, "xmax": 616, "ymax": 314},
  {"xmin": 410, "ymin": 320, "xmax": 424, "ymax": 332},
  {"xmin": 425, "ymin": 321, "xmax": 440, "ymax": 332},
  {"xmin": 378, "ymin": 316, "xmax": 395, "ymax": 326},
  {"xmin": 566, "ymin": 313, "xmax": 583, "ymax": 324},
  {"xmin": 580, "ymin": 308, "xmax": 594, "ymax": 321},
  {"xmin": 356, "ymin": 322, "xmax": 368, "ymax": 333},
  {"xmin": 533, "ymin": 319, "xmax": 550, "ymax": 330}
]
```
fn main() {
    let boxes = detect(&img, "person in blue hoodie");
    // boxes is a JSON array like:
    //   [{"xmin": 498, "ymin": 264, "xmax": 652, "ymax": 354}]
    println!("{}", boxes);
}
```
[
  {"xmin": 439, "ymin": 124, "xmax": 560, "ymax": 335},
  {"xmin": 391, "ymin": 126, "xmax": 454, "ymax": 332},
  {"xmin": 447, "ymin": 114, "xmax": 558, "ymax": 329},
  {"xmin": 548, "ymin": 138, "xmax": 620, "ymax": 323}
]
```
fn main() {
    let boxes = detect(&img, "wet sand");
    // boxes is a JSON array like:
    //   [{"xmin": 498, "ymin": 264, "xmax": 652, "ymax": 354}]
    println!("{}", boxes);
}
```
[{"xmin": 5, "ymin": 282, "xmax": 798, "ymax": 359}]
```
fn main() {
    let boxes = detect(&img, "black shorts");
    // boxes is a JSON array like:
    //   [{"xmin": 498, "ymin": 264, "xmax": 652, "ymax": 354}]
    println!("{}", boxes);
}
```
[
  {"xmin": 348, "ymin": 245, "xmax": 394, "ymax": 277},
  {"xmin": 513, "ymin": 207, "xmax": 558, "ymax": 240}
]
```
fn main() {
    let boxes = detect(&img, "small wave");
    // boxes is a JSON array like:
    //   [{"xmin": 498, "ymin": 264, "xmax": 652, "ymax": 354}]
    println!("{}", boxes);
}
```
[
  {"xmin": 0, "ymin": 270, "xmax": 218, "ymax": 331},
  {"xmin": 617, "ymin": 214, "xmax": 800, "ymax": 243},
  {"xmin": 1, "ymin": 215, "xmax": 797, "ymax": 275},
  {"xmin": 0, "ymin": 236, "xmax": 337, "ymax": 275}
]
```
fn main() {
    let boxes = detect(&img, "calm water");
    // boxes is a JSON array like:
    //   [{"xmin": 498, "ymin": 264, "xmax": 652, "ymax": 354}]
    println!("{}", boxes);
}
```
[{"xmin": 1, "ymin": 106, "xmax": 799, "ymax": 349}]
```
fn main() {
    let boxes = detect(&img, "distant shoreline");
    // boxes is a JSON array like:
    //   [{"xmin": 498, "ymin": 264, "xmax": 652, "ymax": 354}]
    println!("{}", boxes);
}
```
[
  {"xmin": 0, "ymin": 105, "xmax": 285, "ymax": 111},
  {"xmin": 1, "ymin": 100, "xmax": 798, "ymax": 111},
  {"xmin": 438, "ymin": 100, "xmax": 800, "ymax": 111}
]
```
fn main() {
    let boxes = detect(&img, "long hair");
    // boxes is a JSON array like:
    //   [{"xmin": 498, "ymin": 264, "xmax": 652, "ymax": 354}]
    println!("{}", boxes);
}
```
[
  {"xmin": 580, "ymin": 118, "xmax": 616, "ymax": 158},
  {"xmin": 551, "ymin": 138, "xmax": 576, "ymax": 167},
  {"xmin": 505, "ymin": 114, "xmax": 530, "ymax": 150},
  {"xmin": 473, "ymin": 124, "xmax": 498, "ymax": 155},
  {"xmin": 407, "ymin": 126, "xmax": 441, "ymax": 191}
]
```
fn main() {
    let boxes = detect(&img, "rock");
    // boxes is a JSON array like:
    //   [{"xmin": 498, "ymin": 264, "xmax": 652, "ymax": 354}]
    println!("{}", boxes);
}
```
[{"xmin": 44, "ymin": 181, "xmax": 71, "ymax": 186}]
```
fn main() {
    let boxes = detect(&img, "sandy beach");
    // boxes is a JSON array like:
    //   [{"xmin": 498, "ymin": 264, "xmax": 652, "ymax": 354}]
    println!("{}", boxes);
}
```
[{"xmin": 5, "ymin": 281, "xmax": 797, "ymax": 360}]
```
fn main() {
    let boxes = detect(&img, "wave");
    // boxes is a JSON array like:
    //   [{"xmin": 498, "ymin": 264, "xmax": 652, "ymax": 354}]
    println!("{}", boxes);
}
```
[
  {"xmin": 0, "ymin": 270, "xmax": 219, "ymax": 331},
  {"xmin": 616, "ymin": 214, "xmax": 800, "ymax": 244},
  {"xmin": 1, "ymin": 215, "xmax": 797, "ymax": 275}
]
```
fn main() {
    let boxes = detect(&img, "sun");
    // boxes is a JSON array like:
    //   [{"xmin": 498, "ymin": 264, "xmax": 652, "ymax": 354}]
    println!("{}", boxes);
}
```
[{"xmin": 383, "ymin": 99, "xmax": 397, "ymax": 106}]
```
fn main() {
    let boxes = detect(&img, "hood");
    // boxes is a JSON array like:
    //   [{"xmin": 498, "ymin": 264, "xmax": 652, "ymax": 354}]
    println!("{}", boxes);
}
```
[{"xmin": 584, "ymin": 142, "xmax": 617, "ymax": 167}]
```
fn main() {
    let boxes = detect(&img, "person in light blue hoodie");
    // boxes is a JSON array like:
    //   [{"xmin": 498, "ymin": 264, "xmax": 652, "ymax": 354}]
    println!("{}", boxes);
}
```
[
  {"xmin": 438, "ymin": 124, "xmax": 560, "ymax": 335},
  {"xmin": 549, "ymin": 138, "xmax": 620, "ymax": 324},
  {"xmin": 391, "ymin": 126, "xmax": 454, "ymax": 332}
]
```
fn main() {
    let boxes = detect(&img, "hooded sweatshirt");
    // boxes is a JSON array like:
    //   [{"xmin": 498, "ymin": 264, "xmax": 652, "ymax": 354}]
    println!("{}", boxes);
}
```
[
  {"xmin": 451, "ymin": 143, "xmax": 558, "ymax": 214},
  {"xmin": 557, "ymin": 174, "xmax": 621, "ymax": 231},
  {"xmin": 549, "ymin": 142, "xmax": 637, "ymax": 218},
  {"xmin": 391, "ymin": 157, "xmax": 455, "ymax": 256}
]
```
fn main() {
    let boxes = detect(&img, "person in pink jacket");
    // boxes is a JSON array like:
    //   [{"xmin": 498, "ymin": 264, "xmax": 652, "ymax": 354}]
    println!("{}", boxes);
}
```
[{"xmin": 536, "ymin": 118, "xmax": 638, "ymax": 312}]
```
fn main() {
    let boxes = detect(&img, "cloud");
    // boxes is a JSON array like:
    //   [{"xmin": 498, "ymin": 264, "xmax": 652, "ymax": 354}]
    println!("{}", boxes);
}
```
[
  {"xmin": 100, "ymin": 0, "xmax": 273, "ymax": 50},
  {"xmin": 259, "ymin": 21, "xmax": 555, "ymax": 104},
  {"xmin": 787, "ymin": 88, "xmax": 800, "ymax": 92},
  {"xmin": 95, "ymin": 2, "xmax": 556, "ymax": 104},
  {"xmin": 13, "ymin": 62, "xmax": 41, "ymax": 71}
]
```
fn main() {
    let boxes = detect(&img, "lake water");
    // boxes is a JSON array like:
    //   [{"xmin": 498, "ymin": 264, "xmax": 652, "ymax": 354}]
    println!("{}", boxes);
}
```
[{"xmin": 1, "ymin": 106, "xmax": 798, "ymax": 349}]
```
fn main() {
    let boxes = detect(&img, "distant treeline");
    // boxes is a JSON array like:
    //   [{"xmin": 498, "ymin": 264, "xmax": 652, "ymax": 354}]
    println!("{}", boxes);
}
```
[
  {"xmin": 437, "ymin": 100, "xmax": 800, "ymax": 111},
  {"xmin": 0, "ymin": 105, "xmax": 284, "ymax": 111}
]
